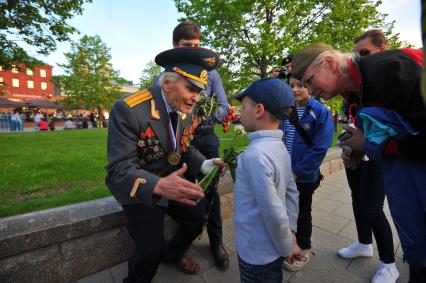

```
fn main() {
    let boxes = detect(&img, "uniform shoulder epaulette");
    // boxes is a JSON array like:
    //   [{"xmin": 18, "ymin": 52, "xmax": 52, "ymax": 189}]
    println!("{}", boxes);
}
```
[{"xmin": 123, "ymin": 90, "xmax": 152, "ymax": 108}]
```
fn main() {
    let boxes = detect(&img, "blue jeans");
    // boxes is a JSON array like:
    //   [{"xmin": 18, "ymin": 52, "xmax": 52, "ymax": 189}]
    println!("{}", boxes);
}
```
[
  {"xmin": 382, "ymin": 158, "xmax": 426, "ymax": 267},
  {"xmin": 238, "ymin": 254, "xmax": 283, "ymax": 283}
]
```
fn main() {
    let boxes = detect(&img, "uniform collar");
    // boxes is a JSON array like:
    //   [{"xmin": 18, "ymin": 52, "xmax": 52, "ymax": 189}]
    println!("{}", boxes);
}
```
[{"xmin": 161, "ymin": 89, "xmax": 181, "ymax": 115}]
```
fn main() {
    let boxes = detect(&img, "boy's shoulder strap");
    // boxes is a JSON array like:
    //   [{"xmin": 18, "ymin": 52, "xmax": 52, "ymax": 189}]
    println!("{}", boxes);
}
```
[{"xmin": 289, "ymin": 109, "xmax": 314, "ymax": 147}]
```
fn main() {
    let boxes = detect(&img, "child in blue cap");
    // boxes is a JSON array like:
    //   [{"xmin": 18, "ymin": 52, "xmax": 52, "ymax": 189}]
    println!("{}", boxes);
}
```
[{"xmin": 233, "ymin": 78, "xmax": 305, "ymax": 282}]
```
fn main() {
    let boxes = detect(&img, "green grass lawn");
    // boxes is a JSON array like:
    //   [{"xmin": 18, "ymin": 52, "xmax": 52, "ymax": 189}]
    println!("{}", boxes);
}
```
[
  {"xmin": 0, "ymin": 124, "xmax": 341, "ymax": 218},
  {"xmin": 0, "ymin": 130, "xmax": 110, "ymax": 217}
]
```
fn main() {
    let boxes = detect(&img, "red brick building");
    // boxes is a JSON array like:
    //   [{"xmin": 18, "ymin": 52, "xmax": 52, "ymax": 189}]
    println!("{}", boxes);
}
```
[{"xmin": 0, "ymin": 64, "xmax": 54, "ymax": 101}]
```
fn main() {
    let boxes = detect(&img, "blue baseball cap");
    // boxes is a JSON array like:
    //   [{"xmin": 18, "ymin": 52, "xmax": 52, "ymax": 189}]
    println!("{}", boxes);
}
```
[{"xmin": 234, "ymin": 78, "xmax": 295, "ymax": 119}]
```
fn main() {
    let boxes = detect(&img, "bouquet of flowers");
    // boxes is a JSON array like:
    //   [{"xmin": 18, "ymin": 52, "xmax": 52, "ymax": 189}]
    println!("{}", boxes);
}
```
[
  {"xmin": 198, "ymin": 125, "xmax": 245, "ymax": 192},
  {"xmin": 193, "ymin": 93, "xmax": 219, "ymax": 118},
  {"xmin": 198, "ymin": 125, "xmax": 245, "ymax": 232}
]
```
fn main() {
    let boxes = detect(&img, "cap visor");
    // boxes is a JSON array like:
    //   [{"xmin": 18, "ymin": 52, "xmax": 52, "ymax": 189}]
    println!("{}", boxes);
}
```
[
  {"xmin": 233, "ymin": 90, "xmax": 247, "ymax": 101},
  {"xmin": 186, "ymin": 78, "xmax": 205, "ymax": 90}
]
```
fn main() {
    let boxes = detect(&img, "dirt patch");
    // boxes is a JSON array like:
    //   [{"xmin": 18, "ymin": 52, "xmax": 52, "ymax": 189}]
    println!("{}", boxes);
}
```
[{"xmin": 15, "ymin": 181, "xmax": 96, "ymax": 201}]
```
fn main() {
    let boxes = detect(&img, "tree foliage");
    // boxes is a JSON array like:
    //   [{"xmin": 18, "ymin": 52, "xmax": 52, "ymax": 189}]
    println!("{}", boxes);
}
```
[
  {"xmin": 174, "ymin": 0, "xmax": 404, "ymax": 111},
  {"xmin": 0, "ymin": 0, "xmax": 91, "ymax": 69},
  {"xmin": 55, "ymin": 35, "xmax": 125, "ymax": 118},
  {"xmin": 139, "ymin": 60, "xmax": 162, "ymax": 90}
]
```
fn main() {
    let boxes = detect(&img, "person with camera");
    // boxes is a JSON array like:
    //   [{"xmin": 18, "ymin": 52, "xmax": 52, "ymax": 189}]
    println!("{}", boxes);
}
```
[
  {"xmin": 291, "ymin": 37, "xmax": 425, "ymax": 282},
  {"xmin": 334, "ymin": 30, "xmax": 400, "ymax": 283},
  {"xmin": 278, "ymin": 75, "xmax": 334, "ymax": 272}
]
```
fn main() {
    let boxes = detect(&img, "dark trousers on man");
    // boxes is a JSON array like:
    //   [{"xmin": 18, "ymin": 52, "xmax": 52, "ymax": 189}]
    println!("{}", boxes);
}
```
[
  {"xmin": 190, "ymin": 131, "xmax": 223, "ymax": 247},
  {"xmin": 296, "ymin": 181, "xmax": 319, "ymax": 250},
  {"xmin": 122, "ymin": 200, "xmax": 205, "ymax": 283},
  {"xmin": 345, "ymin": 159, "xmax": 395, "ymax": 264}
]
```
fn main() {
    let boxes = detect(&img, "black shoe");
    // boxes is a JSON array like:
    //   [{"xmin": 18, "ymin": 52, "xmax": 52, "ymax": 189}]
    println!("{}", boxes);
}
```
[{"xmin": 211, "ymin": 244, "xmax": 229, "ymax": 271}]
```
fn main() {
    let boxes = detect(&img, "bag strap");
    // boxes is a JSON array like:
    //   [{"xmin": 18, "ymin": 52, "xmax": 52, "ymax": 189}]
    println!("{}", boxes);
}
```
[{"xmin": 288, "ymin": 108, "xmax": 314, "ymax": 147}]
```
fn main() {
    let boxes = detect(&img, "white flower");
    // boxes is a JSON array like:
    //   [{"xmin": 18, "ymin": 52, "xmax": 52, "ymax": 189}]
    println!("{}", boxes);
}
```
[{"xmin": 234, "ymin": 125, "xmax": 245, "ymax": 136}]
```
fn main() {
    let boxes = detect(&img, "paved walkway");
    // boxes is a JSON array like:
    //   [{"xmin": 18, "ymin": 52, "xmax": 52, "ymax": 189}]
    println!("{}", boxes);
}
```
[{"xmin": 75, "ymin": 169, "xmax": 409, "ymax": 283}]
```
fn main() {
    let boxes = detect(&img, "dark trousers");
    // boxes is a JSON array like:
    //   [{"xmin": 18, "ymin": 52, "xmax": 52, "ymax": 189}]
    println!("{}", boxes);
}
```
[
  {"xmin": 409, "ymin": 265, "xmax": 426, "ymax": 283},
  {"xmin": 122, "ymin": 201, "xmax": 205, "ymax": 283},
  {"xmin": 238, "ymin": 255, "xmax": 283, "ymax": 283},
  {"xmin": 345, "ymin": 159, "xmax": 395, "ymax": 264},
  {"xmin": 382, "ymin": 158, "xmax": 426, "ymax": 268},
  {"xmin": 296, "ymin": 181, "xmax": 319, "ymax": 250},
  {"xmin": 190, "ymin": 132, "xmax": 223, "ymax": 247}
]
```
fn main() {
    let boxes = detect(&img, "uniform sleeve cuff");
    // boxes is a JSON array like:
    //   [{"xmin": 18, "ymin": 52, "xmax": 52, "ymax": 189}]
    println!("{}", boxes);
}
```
[{"xmin": 131, "ymin": 170, "xmax": 161, "ymax": 206}]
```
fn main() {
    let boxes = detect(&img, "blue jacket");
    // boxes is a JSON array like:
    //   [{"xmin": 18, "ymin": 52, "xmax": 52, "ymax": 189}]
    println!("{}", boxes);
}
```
[{"xmin": 279, "ymin": 98, "xmax": 334, "ymax": 183}]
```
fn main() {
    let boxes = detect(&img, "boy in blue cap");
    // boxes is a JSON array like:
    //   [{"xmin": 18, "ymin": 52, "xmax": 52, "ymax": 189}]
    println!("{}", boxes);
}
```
[{"xmin": 233, "ymin": 78, "xmax": 305, "ymax": 282}]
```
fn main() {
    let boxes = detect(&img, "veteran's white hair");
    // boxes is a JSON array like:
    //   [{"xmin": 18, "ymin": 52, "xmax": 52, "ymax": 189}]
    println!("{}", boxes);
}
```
[{"xmin": 159, "ymin": 72, "xmax": 181, "ymax": 87}]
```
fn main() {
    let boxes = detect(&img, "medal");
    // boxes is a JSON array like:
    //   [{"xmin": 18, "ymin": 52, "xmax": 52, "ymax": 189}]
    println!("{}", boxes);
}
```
[{"xmin": 168, "ymin": 152, "xmax": 181, "ymax": 165}]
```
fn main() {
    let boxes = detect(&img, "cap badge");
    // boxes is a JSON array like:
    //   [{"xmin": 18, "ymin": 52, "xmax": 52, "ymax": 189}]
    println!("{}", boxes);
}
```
[
  {"xmin": 200, "ymin": 70, "xmax": 208, "ymax": 80},
  {"xmin": 203, "ymin": 57, "xmax": 216, "ymax": 67}
]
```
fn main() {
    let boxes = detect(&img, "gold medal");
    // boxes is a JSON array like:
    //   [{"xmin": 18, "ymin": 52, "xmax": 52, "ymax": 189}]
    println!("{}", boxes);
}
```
[{"xmin": 168, "ymin": 152, "xmax": 181, "ymax": 165}]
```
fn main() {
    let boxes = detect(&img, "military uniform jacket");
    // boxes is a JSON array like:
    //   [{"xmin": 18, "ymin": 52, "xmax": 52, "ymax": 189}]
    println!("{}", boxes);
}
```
[{"xmin": 105, "ymin": 85, "xmax": 205, "ymax": 207}]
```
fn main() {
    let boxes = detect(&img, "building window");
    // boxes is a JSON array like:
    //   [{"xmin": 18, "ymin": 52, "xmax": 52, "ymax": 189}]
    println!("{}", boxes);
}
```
[
  {"xmin": 26, "ymin": 69, "xmax": 33, "ymax": 76},
  {"xmin": 12, "ymin": 79, "xmax": 19, "ymax": 87},
  {"xmin": 40, "ymin": 69, "xmax": 47, "ymax": 77},
  {"xmin": 41, "ymin": 82, "xmax": 47, "ymax": 90},
  {"xmin": 27, "ymin": 80, "xmax": 34, "ymax": 89}
]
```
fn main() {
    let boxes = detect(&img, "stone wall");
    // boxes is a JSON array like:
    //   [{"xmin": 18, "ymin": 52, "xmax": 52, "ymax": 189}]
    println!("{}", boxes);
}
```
[{"xmin": 0, "ymin": 148, "xmax": 342, "ymax": 283}]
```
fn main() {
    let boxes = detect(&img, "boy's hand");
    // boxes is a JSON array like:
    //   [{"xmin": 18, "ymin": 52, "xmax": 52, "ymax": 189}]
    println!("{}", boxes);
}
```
[
  {"xmin": 285, "ymin": 244, "xmax": 305, "ymax": 264},
  {"xmin": 291, "ymin": 232, "xmax": 297, "ymax": 244}
]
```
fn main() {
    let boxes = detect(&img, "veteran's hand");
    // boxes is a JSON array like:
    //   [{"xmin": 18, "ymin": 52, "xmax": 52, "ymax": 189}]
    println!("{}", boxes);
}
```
[
  {"xmin": 154, "ymin": 163, "xmax": 204, "ymax": 206},
  {"xmin": 341, "ymin": 125, "xmax": 365, "ymax": 151}
]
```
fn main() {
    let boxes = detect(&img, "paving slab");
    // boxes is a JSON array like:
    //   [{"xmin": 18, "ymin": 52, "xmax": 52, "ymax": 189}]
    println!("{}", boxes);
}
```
[
  {"xmin": 332, "ymin": 202, "xmax": 355, "ymax": 220},
  {"xmin": 75, "ymin": 168, "xmax": 409, "ymax": 283},
  {"xmin": 312, "ymin": 207, "xmax": 351, "ymax": 234},
  {"xmin": 312, "ymin": 198, "xmax": 344, "ymax": 214}
]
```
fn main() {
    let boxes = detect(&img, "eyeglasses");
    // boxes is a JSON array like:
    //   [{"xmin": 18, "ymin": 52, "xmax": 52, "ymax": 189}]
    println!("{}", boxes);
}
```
[{"xmin": 358, "ymin": 49, "xmax": 371, "ymax": 56}]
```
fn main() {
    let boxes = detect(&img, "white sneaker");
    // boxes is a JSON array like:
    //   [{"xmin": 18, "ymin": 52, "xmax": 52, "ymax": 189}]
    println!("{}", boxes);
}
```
[
  {"xmin": 371, "ymin": 262, "xmax": 399, "ymax": 283},
  {"xmin": 337, "ymin": 242, "xmax": 373, "ymax": 259}
]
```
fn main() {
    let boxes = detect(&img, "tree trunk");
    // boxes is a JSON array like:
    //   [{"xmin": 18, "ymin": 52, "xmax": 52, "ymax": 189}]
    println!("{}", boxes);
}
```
[{"xmin": 97, "ymin": 106, "xmax": 102, "ymax": 129}]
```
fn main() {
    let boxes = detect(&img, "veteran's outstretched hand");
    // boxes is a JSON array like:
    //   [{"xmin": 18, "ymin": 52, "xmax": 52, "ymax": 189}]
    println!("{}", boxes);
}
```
[{"xmin": 154, "ymin": 163, "xmax": 204, "ymax": 206}]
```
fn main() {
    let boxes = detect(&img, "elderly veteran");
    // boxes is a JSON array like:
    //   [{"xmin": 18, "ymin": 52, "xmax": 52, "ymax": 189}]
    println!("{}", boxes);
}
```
[
  {"xmin": 292, "ymin": 44, "xmax": 426, "ymax": 283},
  {"xmin": 105, "ymin": 47, "xmax": 227, "ymax": 282}
]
